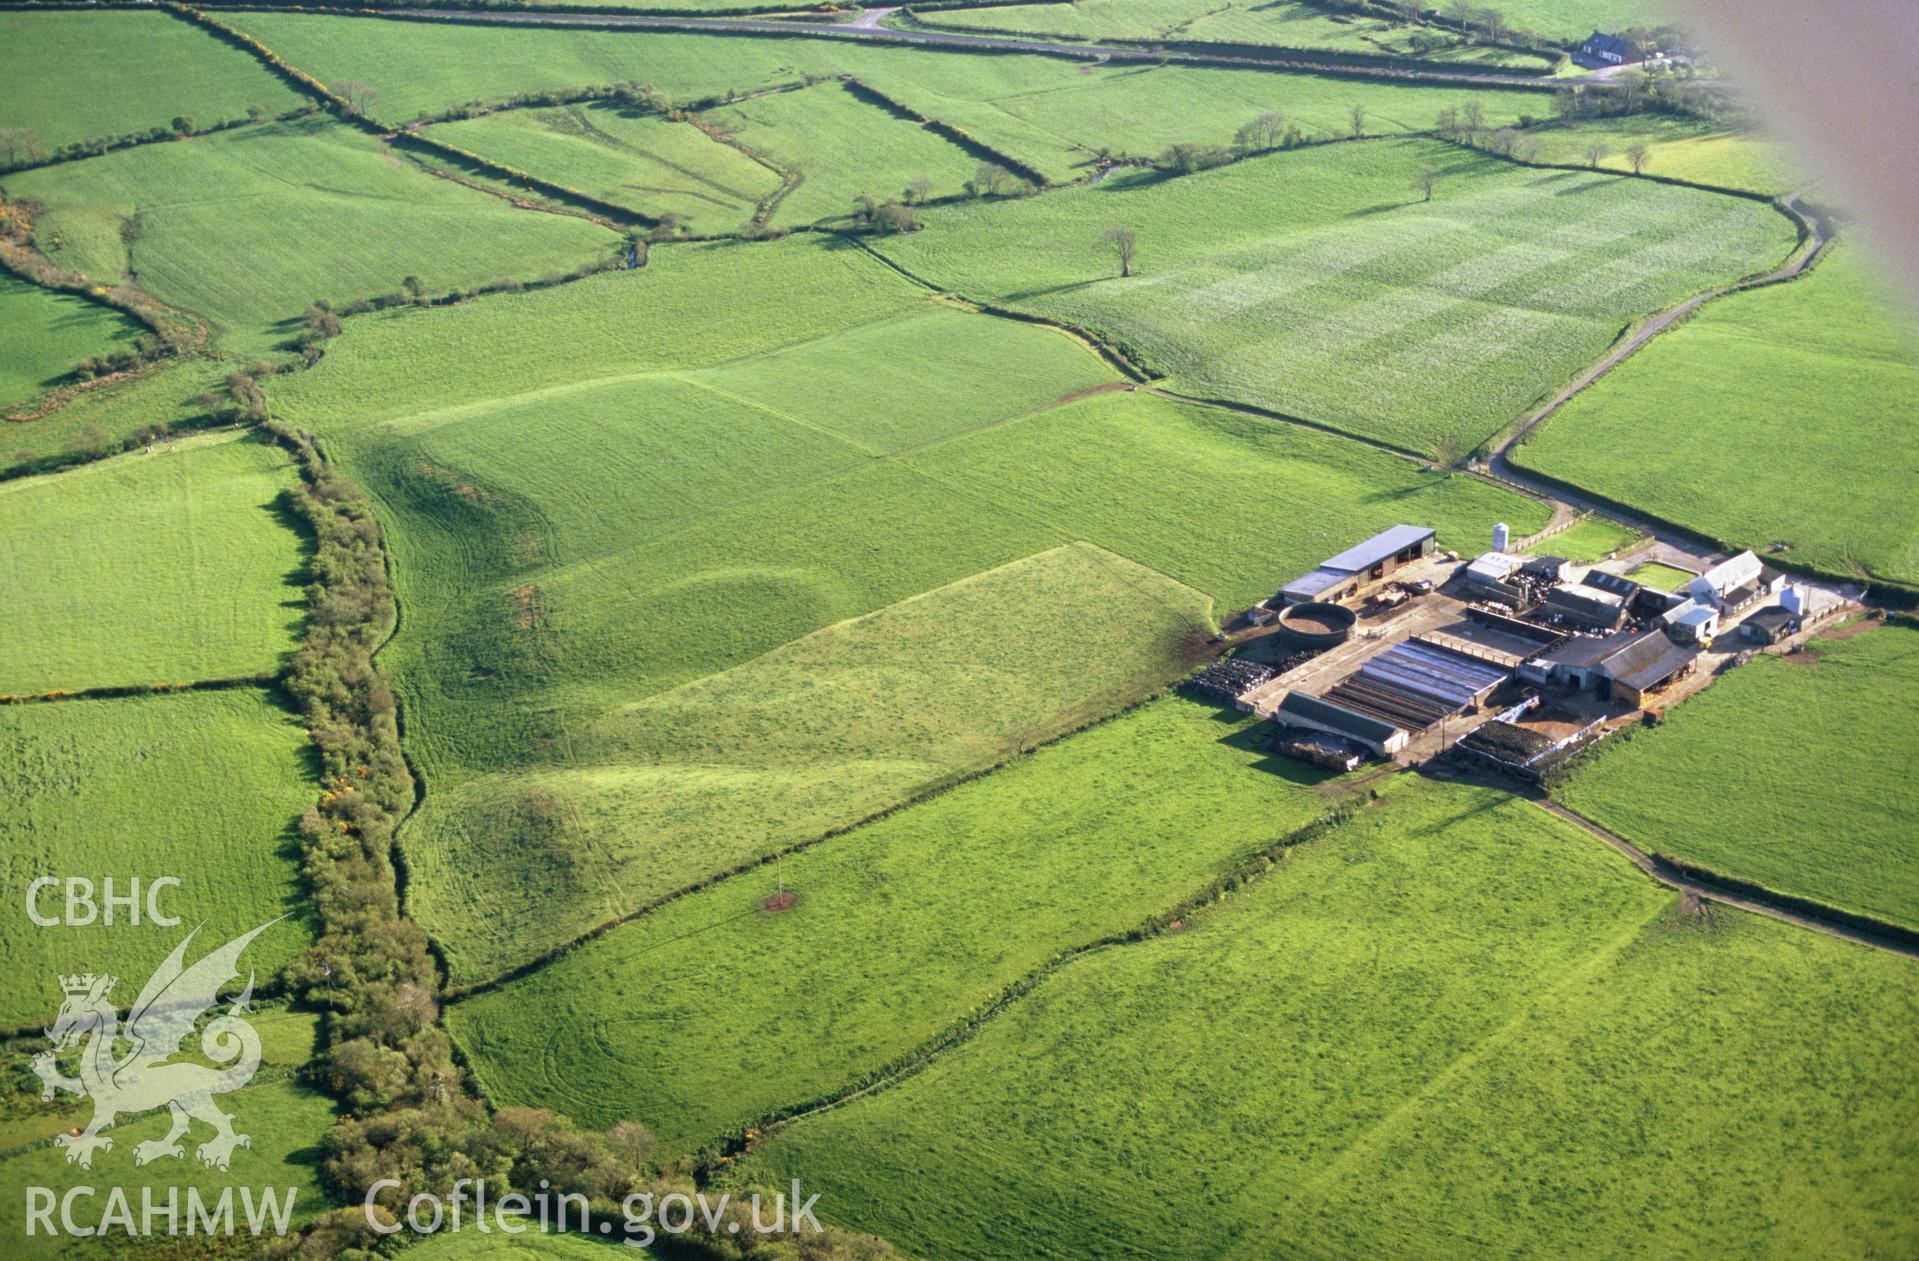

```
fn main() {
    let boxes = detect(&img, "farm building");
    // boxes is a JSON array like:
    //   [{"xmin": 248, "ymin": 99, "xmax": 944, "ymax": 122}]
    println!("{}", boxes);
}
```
[
  {"xmin": 1462, "ymin": 551, "xmax": 1525, "ymax": 600},
  {"xmin": 1659, "ymin": 598, "xmax": 1721, "ymax": 644},
  {"xmin": 1579, "ymin": 30, "xmax": 1650, "ymax": 65},
  {"xmin": 1543, "ymin": 581, "xmax": 1630, "ymax": 631},
  {"xmin": 1320, "ymin": 638, "xmax": 1511, "ymax": 732},
  {"xmin": 1275, "ymin": 690, "xmax": 1407, "ymax": 757},
  {"xmin": 1688, "ymin": 550, "xmax": 1784, "ymax": 615},
  {"xmin": 1277, "ymin": 525, "xmax": 1435, "ymax": 604},
  {"xmin": 1521, "ymin": 628, "xmax": 1699, "ymax": 705},
  {"xmin": 1740, "ymin": 603, "xmax": 1801, "ymax": 645}
]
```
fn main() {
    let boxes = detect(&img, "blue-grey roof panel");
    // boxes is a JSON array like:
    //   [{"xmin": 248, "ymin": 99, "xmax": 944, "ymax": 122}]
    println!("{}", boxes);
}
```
[{"xmin": 1318, "ymin": 525, "xmax": 1435, "ymax": 574}]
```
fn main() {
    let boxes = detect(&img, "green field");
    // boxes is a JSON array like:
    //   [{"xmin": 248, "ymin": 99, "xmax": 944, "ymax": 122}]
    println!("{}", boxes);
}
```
[
  {"xmin": 1514, "ymin": 241, "xmax": 1919, "ymax": 586},
  {"xmin": 408, "ymin": 1229, "xmax": 625, "ymax": 1259},
  {"xmin": 0, "ymin": 430, "xmax": 304, "ymax": 694},
  {"xmin": 0, "ymin": 689, "xmax": 315, "ymax": 1028},
  {"xmin": 3, "ymin": 117, "xmax": 619, "ymax": 353},
  {"xmin": 0, "ymin": 278, "xmax": 142, "ymax": 412},
  {"xmin": 902, "ymin": 388, "xmax": 1549, "ymax": 609},
  {"xmin": 873, "ymin": 138, "xmax": 1793, "ymax": 454},
  {"xmin": 699, "ymin": 81, "xmax": 978, "ymax": 227},
  {"xmin": 221, "ymin": 13, "xmax": 1552, "ymax": 181},
  {"xmin": 1521, "ymin": 514, "xmax": 1640, "ymax": 561},
  {"xmin": 424, "ymin": 101, "xmax": 781, "ymax": 235},
  {"xmin": 411, "ymin": 542, "xmax": 1214, "ymax": 979},
  {"xmin": 1494, "ymin": 0, "xmax": 1681, "ymax": 42},
  {"xmin": 1621, "ymin": 560, "xmax": 1694, "ymax": 590},
  {"xmin": 0, "ymin": 359, "xmax": 229, "ymax": 480},
  {"xmin": 0, "ymin": 10, "xmax": 305, "ymax": 154},
  {"xmin": 1527, "ymin": 116, "xmax": 1804, "ymax": 194},
  {"xmin": 1561, "ymin": 619, "xmax": 1919, "ymax": 931},
  {"xmin": 909, "ymin": 0, "xmax": 1552, "ymax": 69},
  {"xmin": 449, "ymin": 698, "xmax": 1336, "ymax": 1149},
  {"xmin": 742, "ymin": 777, "xmax": 1919, "ymax": 1259},
  {"xmin": 0, "ymin": 1077, "xmax": 337, "ymax": 1261}
]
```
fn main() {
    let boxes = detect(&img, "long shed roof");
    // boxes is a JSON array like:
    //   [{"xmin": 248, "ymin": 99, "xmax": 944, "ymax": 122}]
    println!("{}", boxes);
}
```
[{"xmin": 1319, "ymin": 525, "xmax": 1435, "ymax": 574}]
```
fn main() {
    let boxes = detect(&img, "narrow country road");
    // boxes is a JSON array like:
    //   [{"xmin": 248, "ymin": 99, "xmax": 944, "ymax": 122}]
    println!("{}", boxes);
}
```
[
  {"xmin": 1534, "ymin": 799, "xmax": 1919, "ymax": 960},
  {"xmin": 849, "ymin": 5, "xmax": 898, "ymax": 30},
  {"xmin": 357, "ymin": 6, "xmax": 1596, "ymax": 89}
]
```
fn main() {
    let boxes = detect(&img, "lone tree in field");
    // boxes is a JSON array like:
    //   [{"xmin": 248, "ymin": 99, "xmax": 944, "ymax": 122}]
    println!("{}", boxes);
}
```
[
  {"xmin": 1235, "ymin": 111, "xmax": 1286, "ymax": 153},
  {"xmin": 0, "ymin": 127, "xmax": 41, "ymax": 168},
  {"xmin": 1102, "ymin": 226, "xmax": 1137, "ymax": 278},
  {"xmin": 1349, "ymin": 104, "xmax": 1367, "ymax": 138},
  {"xmin": 333, "ymin": 80, "xmax": 379, "ymax": 117},
  {"xmin": 1624, "ymin": 142, "xmax": 1650, "ymax": 174},
  {"xmin": 1585, "ymin": 139, "xmax": 1610, "ymax": 169},
  {"xmin": 969, "ymin": 162, "xmax": 1015, "ymax": 197},
  {"xmin": 904, "ymin": 173, "xmax": 933, "ymax": 205},
  {"xmin": 1414, "ymin": 165, "xmax": 1437, "ymax": 202}
]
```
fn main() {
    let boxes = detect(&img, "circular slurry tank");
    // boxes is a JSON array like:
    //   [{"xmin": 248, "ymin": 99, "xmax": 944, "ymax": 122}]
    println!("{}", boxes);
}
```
[{"xmin": 1275, "ymin": 601, "xmax": 1357, "ymax": 648}]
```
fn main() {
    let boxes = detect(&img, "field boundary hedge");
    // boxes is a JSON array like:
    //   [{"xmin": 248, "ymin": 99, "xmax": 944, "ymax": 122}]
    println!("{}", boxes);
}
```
[
  {"xmin": 0, "ymin": 671, "xmax": 278, "ymax": 707},
  {"xmin": 715, "ymin": 789, "xmax": 1376, "ymax": 1170},
  {"xmin": 840, "ymin": 75, "xmax": 1050, "ymax": 187}
]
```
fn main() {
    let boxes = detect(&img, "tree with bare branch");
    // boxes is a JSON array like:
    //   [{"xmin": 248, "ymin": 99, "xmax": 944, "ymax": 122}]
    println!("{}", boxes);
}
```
[
  {"xmin": 1414, "ymin": 166, "xmax": 1437, "ymax": 202},
  {"xmin": 1585, "ymin": 139, "xmax": 1610, "ymax": 169},
  {"xmin": 333, "ymin": 80, "xmax": 379, "ymax": 117},
  {"xmin": 1624, "ymin": 142, "xmax": 1650, "ymax": 174},
  {"xmin": 1101, "ymin": 226, "xmax": 1137, "ymax": 278}
]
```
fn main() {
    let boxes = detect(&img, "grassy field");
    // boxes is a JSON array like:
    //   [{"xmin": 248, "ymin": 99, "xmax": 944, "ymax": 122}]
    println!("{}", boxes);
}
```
[
  {"xmin": 1494, "ymin": 0, "xmax": 1681, "ymax": 42},
  {"xmin": 0, "ymin": 430, "xmax": 304, "ymax": 694},
  {"xmin": 874, "ymin": 139, "xmax": 1794, "ymax": 454},
  {"xmin": 1561, "ymin": 619, "xmax": 1919, "ymax": 931},
  {"xmin": 0, "ymin": 359, "xmax": 230, "ymax": 480},
  {"xmin": 424, "ymin": 101, "xmax": 782, "ymax": 235},
  {"xmin": 449, "ymin": 698, "xmax": 1337, "ymax": 1150},
  {"xmin": 1514, "ymin": 241, "xmax": 1919, "ymax": 586},
  {"xmin": 909, "ymin": 0, "xmax": 1552, "ymax": 69},
  {"xmin": 699, "ymin": 81, "xmax": 978, "ymax": 227},
  {"xmin": 902, "ymin": 388, "xmax": 1550, "ymax": 611},
  {"xmin": 1526, "ymin": 116, "xmax": 1804, "ymax": 194},
  {"xmin": 1521, "ymin": 514, "xmax": 1640, "ymax": 561},
  {"xmin": 221, "ymin": 13, "xmax": 1552, "ymax": 181},
  {"xmin": 0, "ymin": 278, "xmax": 141, "ymax": 412},
  {"xmin": 0, "ymin": 10, "xmax": 305, "ymax": 152},
  {"xmin": 0, "ymin": 689, "xmax": 316, "ymax": 1028},
  {"xmin": 4, "ymin": 117, "xmax": 619, "ymax": 353},
  {"xmin": 408, "ymin": 1229, "xmax": 625, "ymax": 1259},
  {"xmin": 1622, "ymin": 560, "xmax": 1694, "ymax": 590},
  {"xmin": 741, "ymin": 777, "xmax": 1919, "ymax": 1259},
  {"xmin": 0, "ymin": 1077, "xmax": 337, "ymax": 1261},
  {"xmin": 411, "ymin": 542, "xmax": 1215, "ymax": 980}
]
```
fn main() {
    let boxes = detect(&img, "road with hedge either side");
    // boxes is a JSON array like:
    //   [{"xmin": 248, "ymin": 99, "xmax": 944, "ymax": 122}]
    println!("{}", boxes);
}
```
[{"xmin": 345, "ymin": 5, "xmax": 1606, "ymax": 89}]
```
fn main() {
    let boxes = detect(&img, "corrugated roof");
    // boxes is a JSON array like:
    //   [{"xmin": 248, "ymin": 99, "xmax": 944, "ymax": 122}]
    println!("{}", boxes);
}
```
[
  {"xmin": 1319, "ymin": 525, "xmax": 1435, "ymax": 574},
  {"xmin": 1694, "ymin": 550, "xmax": 1762, "ymax": 596},
  {"xmin": 1583, "ymin": 570, "xmax": 1641, "ymax": 599},
  {"xmin": 1277, "ymin": 690, "xmax": 1402, "ymax": 745},
  {"xmin": 1612, "ymin": 640, "xmax": 1700, "ymax": 692},
  {"xmin": 1280, "ymin": 567, "xmax": 1352, "ymax": 600}
]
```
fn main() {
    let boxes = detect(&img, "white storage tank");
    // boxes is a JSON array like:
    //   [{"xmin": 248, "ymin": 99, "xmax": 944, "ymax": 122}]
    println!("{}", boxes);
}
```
[{"xmin": 1492, "ymin": 522, "xmax": 1510, "ymax": 552}]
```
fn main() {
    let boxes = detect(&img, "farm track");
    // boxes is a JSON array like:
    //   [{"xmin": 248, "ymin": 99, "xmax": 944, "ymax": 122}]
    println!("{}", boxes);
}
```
[
  {"xmin": 328, "ymin": 5, "xmax": 1589, "ymax": 90},
  {"xmin": 1531, "ymin": 799, "xmax": 1919, "ymax": 960}
]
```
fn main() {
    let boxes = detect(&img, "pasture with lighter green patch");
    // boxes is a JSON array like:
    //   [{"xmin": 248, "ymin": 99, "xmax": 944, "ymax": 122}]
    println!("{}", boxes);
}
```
[
  {"xmin": 0, "ymin": 430, "xmax": 304, "ymax": 694},
  {"xmin": 698, "ymin": 81, "xmax": 979, "ymax": 227},
  {"xmin": 874, "ymin": 138, "xmax": 1795, "ymax": 454},
  {"xmin": 0, "ymin": 10, "xmax": 305, "ymax": 153},
  {"xmin": 1514, "ymin": 241, "xmax": 1919, "ymax": 586},
  {"xmin": 424, "ymin": 101, "xmax": 782, "ymax": 235},
  {"xmin": 1622, "ymin": 560, "xmax": 1694, "ymax": 590},
  {"xmin": 1527, "ymin": 115, "xmax": 1803, "ymax": 194},
  {"xmin": 449, "ymin": 698, "xmax": 1334, "ymax": 1150},
  {"xmin": 411, "ymin": 542, "xmax": 1214, "ymax": 980},
  {"xmin": 1561, "ymin": 619, "xmax": 1919, "ymax": 932},
  {"xmin": 1522, "ymin": 514, "xmax": 1640, "ymax": 561},
  {"xmin": 0, "ymin": 689, "xmax": 316, "ymax": 1028},
  {"xmin": 742, "ymin": 777, "xmax": 1919, "ymax": 1260},
  {"xmin": 3, "ymin": 117, "xmax": 619, "ymax": 353},
  {"xmin": 0, "ymin": 277, "xmax": 141, "ymax": 413}
]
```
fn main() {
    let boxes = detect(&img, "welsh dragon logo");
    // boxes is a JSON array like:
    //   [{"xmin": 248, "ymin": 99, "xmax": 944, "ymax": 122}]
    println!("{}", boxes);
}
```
[{"xmin": 32, "ymin": 920, "xmax": 280, "ymax": 1171}]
